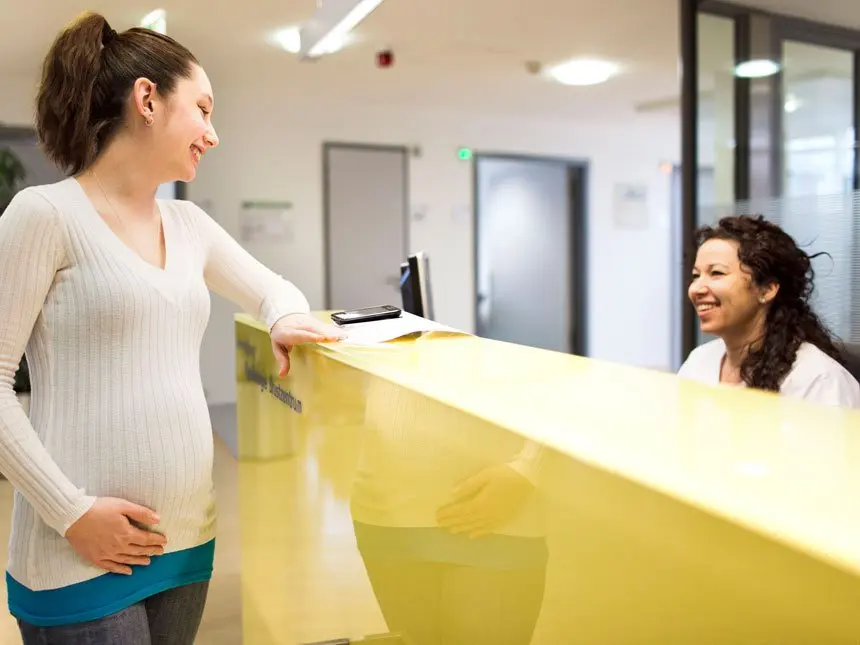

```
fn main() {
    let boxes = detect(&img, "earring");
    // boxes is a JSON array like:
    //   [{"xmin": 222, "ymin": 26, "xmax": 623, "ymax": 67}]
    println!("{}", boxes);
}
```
[{"xmin": 144, "ymin": 115, "xmax": 154, "ymax": 127}]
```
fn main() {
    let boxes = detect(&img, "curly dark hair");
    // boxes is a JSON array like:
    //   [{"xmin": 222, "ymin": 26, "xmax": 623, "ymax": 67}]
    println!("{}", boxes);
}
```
[{"xmin": 694, "ymin": 214, "xmax": 844, "ymax": 392}]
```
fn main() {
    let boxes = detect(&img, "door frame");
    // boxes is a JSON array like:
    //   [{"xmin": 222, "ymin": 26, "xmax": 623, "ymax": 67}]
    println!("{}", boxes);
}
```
[
  {"xmin": 0, "ymin": 125, "xmax": 37, "ymax": 140},
  {"xmin": 322, "ymin": 141, "xmax": 410, "ymax": 309},
  {"xmin": 472, "ymin": 152, "xmax": 590, "ymax": 355}
]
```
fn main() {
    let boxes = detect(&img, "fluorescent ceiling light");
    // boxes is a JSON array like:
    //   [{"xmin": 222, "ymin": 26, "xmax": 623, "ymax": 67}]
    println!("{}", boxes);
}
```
[
  {"xmin": 313, "ymin": 33, "xmax": 347, "ymax": 56},
  {"xmin": 309, "ymin": 0, "xmax": 381, "ymax": 57},
  {"xmin": 140, "ymin": 8, "xmax": 166, "ymax": 34},
  {"xmin": 274, "ymin": 25, "xmax": 345, "ymax": 55},
  {"xmin": 735, "ymin": 59, "xmax": 779, "ymax": 78},
  {"xmin": 274, "ymin": 26, "xmax": 302, "ymax": 54},
  {"xmin": 546, "ymin": 59, "xmax": 618, "ymax": 86},
  {"xmin": 300, "ymin": 0, "xmax": 385, "ymax": 59}
]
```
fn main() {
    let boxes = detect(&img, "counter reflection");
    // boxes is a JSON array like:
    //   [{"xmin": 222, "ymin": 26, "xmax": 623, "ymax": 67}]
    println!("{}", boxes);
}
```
[{"xmin": 236, "ymin": 321, "xmax": 860, "ymax": 645}]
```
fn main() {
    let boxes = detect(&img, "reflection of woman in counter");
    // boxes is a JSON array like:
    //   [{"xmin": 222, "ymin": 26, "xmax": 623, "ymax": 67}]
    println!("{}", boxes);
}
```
[
  {"xmin": 679, "ymin": 215, "xmax": 860, "ymax": 407},
  {"xmin": 0, "ymin": 12, "xmax": 341, "ymax": 644},
  {"xmin": 351, "ymin": 378, "xmax": 547, "ymax": 645}
]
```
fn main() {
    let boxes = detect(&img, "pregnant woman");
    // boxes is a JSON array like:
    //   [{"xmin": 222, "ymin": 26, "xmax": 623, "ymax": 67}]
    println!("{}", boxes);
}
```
[{"xmin": 0, "ymin": 11, "xmax": 341, "ymax": 644}]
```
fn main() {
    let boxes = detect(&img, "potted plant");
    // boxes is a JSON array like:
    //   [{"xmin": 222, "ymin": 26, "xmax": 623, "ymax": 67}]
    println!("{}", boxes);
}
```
[
  {"xmin": 0, "ymin": 147, "xmax": 30, "ymax": 394},
  {"xmin": 0, "ymin": 147, "xmax": 25, "ymax": 211}
]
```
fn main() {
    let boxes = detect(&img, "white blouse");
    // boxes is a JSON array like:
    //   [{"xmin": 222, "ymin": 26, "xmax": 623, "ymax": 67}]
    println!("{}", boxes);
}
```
[{"xmin": 679, "ymin": 339, "xmax": 860, "ymax": 408}]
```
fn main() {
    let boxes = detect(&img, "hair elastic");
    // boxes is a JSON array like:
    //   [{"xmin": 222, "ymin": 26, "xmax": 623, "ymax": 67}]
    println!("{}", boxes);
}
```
[{"xmin": 102, "ymin": 25, "xmax": 117, "ymax": 46}]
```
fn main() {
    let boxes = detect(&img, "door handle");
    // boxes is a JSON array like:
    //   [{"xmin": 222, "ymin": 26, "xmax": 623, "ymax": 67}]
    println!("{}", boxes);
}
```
[{"xmin": 477, "ymin": 271, "xmax": 493, "ymax": 330}]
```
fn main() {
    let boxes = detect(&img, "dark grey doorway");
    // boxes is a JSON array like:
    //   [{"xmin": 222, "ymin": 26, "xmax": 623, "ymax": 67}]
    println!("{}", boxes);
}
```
[{"xmin": 474, "ymin": 154, "xmax": 589, "ymax": 355}]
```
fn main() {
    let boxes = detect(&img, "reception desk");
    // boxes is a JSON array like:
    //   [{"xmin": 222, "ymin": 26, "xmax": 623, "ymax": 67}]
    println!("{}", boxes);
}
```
[{"xmin": 234, "ymin": 312, "xmax": 860, "ymax": 645}]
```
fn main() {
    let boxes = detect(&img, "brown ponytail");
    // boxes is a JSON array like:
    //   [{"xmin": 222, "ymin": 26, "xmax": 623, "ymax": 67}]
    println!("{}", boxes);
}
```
[{"xmin": 36, "ymin": 11, "xmax": 198, "ymax": 176}]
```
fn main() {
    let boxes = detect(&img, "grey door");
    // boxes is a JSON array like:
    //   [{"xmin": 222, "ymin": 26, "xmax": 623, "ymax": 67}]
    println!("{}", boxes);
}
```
[
  {"xmin": 324, "ymin": 144, "xmax": 408, "ymax": 311},
  {"xmin": 475, "ymin": 156, "xmax": 581, "ymax": 353}
]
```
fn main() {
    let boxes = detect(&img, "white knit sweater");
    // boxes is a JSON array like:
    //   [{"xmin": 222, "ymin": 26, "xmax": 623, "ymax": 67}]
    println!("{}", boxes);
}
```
[{"xmin": 0, "ymin": 178, "xmax": 309, "ymax": 591}]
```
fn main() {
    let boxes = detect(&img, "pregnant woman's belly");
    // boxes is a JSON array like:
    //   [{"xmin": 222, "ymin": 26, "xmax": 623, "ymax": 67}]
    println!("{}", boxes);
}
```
[{"xmin": 41, "ymin": 390, "xmax": 217, "ymax": 543}]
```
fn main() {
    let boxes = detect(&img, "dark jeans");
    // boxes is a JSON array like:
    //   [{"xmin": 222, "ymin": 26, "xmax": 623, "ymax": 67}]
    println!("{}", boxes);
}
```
[{"xmin": 17, "ymin": 581, "xmax": 209, "ymax": 645}]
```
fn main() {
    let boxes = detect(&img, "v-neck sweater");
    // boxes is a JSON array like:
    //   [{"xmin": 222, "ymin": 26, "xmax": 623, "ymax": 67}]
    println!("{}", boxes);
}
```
[{"xmin": 0, "ymin": 178, "xmax": 310, "ymax": 624}]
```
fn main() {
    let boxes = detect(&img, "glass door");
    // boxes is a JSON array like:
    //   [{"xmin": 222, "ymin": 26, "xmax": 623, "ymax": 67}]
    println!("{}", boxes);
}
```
[{"xmin": 780, "ymin": 41, "xmax": 856, "ymax": 339}]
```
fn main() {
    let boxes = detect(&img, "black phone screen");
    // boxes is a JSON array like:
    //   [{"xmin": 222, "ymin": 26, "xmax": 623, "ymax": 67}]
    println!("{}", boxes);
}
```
[{"xmin": 337, "ymin": 306, "xmax": 393, "ymax": 321}]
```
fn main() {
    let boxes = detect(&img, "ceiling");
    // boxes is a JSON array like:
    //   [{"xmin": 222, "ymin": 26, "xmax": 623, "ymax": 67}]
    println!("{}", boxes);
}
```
[
  {"xmin": 0, "ymin": 0, "xmax": 679, "ymax": 121},
  {"xmin": 739, "ymin": 0, "xmax": 860, "ymax": 30},
  {"xmin": 1, "ymin": 0, "xmax": 859, "ymax": 121}
]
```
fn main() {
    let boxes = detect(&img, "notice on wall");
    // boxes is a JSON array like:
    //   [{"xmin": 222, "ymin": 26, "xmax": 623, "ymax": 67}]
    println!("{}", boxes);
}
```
[
  {"xmin": 239, "ymin": 200, "xmax": 294, "ymax": 244},
  {"xmin": 612, "ymin": 183, "xmax": 649, "ymax": 230}
]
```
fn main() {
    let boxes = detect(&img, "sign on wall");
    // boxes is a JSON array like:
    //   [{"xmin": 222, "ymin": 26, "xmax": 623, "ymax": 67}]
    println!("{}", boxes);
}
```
[
  {"xmin": 612, "ymin": 183, "xmax": 649, "ymax": 230},
  {"xmin": 239, "ymin": 200, "xmax": 294, "ymax": 244}
]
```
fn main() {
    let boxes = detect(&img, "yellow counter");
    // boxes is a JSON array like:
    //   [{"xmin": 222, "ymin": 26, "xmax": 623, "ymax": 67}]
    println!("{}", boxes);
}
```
[{"xmin": 234, "ymin": 312, "xmax": 860, "ymax": 645}]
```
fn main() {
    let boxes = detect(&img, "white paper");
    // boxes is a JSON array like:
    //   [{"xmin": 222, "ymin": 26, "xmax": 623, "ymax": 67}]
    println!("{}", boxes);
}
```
[{"xmin": 334, "ymin": 311, "xmax": 470, "ymax": 347}]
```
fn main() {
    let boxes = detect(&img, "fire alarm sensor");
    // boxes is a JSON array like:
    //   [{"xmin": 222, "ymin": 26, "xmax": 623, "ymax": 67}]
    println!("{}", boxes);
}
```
[
  {"xmin": 525, "ymin": 60, "xmax": 542, "ymax": 75},
  {"xmin": 376, "ymin": 49, "xmax": 395, "ymax": 68}
]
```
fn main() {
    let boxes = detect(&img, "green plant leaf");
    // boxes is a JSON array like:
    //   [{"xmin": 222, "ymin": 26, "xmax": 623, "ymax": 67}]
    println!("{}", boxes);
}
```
[{"xmin": 0, "ymin": 147, "xmax": 26, "ymax": 210}]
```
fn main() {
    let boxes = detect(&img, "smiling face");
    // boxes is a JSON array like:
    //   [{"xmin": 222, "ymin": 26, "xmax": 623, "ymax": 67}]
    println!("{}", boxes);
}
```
[
  {"xmin": 132, "ymin": 63, "xmax": 219, "ymax": 183},
  {"xmin": 689, "ymin": 238, "xmax": 778, "ymax": 340}
]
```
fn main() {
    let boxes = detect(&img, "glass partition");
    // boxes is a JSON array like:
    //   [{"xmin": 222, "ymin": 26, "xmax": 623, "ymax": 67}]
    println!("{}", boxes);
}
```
[
  {"xmin": 683, "ymin": 2, "xmax": 860, "ymax": 357},
  {"xmin": 781, "ymin": 41, "xmax": 855, "ymax": 338}
]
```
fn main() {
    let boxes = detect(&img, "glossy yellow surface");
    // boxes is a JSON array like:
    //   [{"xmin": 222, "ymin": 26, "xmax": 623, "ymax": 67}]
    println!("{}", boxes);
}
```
[
  {"xmin": 235, "ymin": 319, "xmax": 300, "ymax": 460},
  {"xmin": 236, "ymin": 312, "xmax": 860, "ymax": 644}
]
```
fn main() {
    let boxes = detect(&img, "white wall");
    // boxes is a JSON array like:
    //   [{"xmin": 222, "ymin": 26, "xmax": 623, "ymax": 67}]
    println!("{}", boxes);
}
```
[
  {"xmin": 0, "ymin": 75, "xmax": 38, "ymax": 125},
  {"xmin": 186, "ymin": 77, "xmax": 680, "ymax": 404},
  {"xmin": 0, "ymin": 73, "xmax": 680, "ymax": 406}
]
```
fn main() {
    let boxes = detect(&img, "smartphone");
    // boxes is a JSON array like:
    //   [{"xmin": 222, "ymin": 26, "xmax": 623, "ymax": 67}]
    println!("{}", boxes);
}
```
[{"xmin": 331, "ymin": 304, "xmax": 402, "ymax": 326}]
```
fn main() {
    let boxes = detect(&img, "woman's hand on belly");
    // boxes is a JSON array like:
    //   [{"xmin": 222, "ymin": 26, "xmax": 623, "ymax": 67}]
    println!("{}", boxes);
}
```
[
  {"xmin": 65, "ymin": 497, "xmax": 168, "ymax": 575},
  {"xmin": 435, "ymin": 464, "xmax": 535, "ymax": 538}
]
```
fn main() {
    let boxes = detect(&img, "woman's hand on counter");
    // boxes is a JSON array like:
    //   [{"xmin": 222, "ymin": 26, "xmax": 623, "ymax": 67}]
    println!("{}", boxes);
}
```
[
  {"xmin": 270, "ymin": 313, "xmax": 346, "ymax": 377},
  {"xmin": 435, "ymin": 463, "xmax": 534, "ymax": 539}
]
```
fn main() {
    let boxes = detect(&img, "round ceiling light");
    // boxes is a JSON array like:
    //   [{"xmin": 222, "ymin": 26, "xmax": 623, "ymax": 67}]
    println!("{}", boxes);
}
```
[
  {"xmin": 546, "ymin": 59, "xmax": 619, "ymax": 86},
  {"xmin": 734, "ymin": 59, "xmax": 780, "ymax": 78}
]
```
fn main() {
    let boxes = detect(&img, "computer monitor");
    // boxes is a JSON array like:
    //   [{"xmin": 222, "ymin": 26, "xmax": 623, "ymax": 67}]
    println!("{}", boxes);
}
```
[
  {"xmin": 399, "ymin": 251, "xmax": 434, "ymax": 320},
  {"xmin": 399, "ymin": 262, "xmax": 415, "ymax": 314}
]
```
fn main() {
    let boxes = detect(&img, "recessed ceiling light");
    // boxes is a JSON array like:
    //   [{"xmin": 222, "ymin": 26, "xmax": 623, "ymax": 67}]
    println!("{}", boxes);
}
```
[
  {"xmin": 784, "ymin": 93, "xmax": 802, "ymax": 113},
  {"xmin": 546, "ymin": 59, "xmax": 619, "ymax": 86},
  {"xmin": 274, "ymin": 26, "xmax": 302, "ymax": 54},
  {"xmin": 140, "ymin": 8, "xmax": 166, "ymax": 34},
  {"xmin": 735, "ymin": 59, "xmax": 780, "ymax": 78}
]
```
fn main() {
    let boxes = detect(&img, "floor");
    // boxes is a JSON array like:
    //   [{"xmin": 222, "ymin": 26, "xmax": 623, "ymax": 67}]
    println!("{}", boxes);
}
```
[
  {"xmin": 0, "ymin": 397, "xmax": 388, "ymax": 645},
  {"xmin": 0, "ymin": 436, "xmax": 243, "ymax": 645}
]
